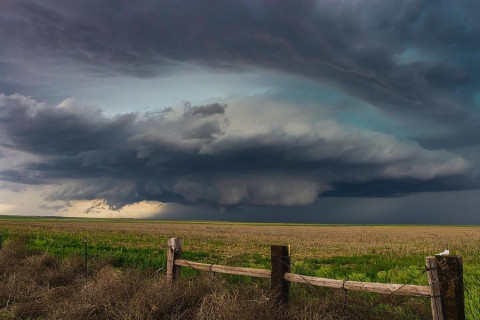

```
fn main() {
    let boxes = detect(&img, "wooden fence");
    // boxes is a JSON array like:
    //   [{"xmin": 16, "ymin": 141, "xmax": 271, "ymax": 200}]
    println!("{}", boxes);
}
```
[{"xmin": 166, "ymin": 238, "xmax": 465, "ymax": 320}]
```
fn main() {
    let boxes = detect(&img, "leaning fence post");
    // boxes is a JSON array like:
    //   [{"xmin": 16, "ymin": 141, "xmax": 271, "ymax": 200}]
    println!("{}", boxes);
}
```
[
  {"xmin": 167, "ymin": 238, "xmax": 182, "ymax": 285},
  {"xmin": 271, "ymin": 245, "xmax": 290, "ymax": 305},
  {"xmin": 426, "ymin": 255, "xmax": 465, "ymax": 320}
]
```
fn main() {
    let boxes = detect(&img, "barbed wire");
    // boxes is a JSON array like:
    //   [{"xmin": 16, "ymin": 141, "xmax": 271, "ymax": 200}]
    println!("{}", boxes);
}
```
[
  {"xmin": 365, "ymin": 266, "xmax": 429, "ymax": 319},
  {"xmin": 169, "ymin": 244, "xmax": 221, "ymax": 280},
  {"xmin": 283, "ymin": 255, "xmax": 433, "ymax": 319},
  {"xmin": 169, "ymin": 243, "xmax": 460, "ymax": 318}
]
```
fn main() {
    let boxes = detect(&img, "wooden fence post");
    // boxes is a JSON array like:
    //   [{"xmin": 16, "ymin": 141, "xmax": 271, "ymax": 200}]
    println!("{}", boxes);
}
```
[
  {"xmin": 426, "ymin": 256, "xmax": 465, "ymax": 320},
  {"xmin": 0, "ymin": 231, "xmax": 2, "ymax": 250},
  {"xmin": 271, "ymin": 245, "xmax": 290, "ymax": 305},
  {"xmin": 167, "ymin": 238, "xmax": 182, "ymax": 285},
  {"xmin": 436, "ymin": 255, "xmax": 465, "ymax": 320}
]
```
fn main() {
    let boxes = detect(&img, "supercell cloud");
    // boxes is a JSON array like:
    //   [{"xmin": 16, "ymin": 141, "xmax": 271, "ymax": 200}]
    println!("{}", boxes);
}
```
[
  {"xmin": 0, "ymin": 93, "xmax": 470, "ymax": 209},
  {"xmin": 0, "ymin": 0, "xmax": 479, "ymax": 220}
]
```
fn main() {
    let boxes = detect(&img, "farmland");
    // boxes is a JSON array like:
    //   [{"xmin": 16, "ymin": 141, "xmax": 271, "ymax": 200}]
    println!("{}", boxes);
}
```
[{"xmin": 0, "ymin": 216, "xmax": 479, "ymax": 319}]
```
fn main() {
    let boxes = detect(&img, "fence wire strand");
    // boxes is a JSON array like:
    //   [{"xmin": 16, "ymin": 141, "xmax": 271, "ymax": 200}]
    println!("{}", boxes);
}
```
[
  {"xmin": 284, "ymin": 255, "xmax": 432, "ymax": 320},
  {"xmin": 137, "ymin": 241, "xmax": 462, "ymax": 319},
  {"xmin": 176, "ymin": 250, "xmax": 434, "ymax": 319}
]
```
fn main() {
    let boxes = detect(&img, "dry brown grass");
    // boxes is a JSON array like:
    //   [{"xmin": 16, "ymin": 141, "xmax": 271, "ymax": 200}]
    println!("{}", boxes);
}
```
[{"xmin": 0, "ymin": 238, "xmax": 430, "ymax": 320}]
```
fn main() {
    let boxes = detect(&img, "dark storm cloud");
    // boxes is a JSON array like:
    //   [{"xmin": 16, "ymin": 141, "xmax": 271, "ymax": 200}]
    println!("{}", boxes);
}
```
[
  {"xmin": 1, "ymin": 1, "xmax": 480, "ymax": 213},
  {"xmin": 156, "ymin": 190, "xmax": 480, "ymax": 224},
  {"xmin": 0, "ymin": 169, "xmax": 45, "ymax": 185},
  {"xmin": 2, "ymin": 0, "xmax": 480, "ymax": 124},
  {"xmin": 0, "ymin": 94, "xmax": 471, "ymax": 209},
  {"xmin": 184, "ymin": 103, "xmax": 226, "ymax": 117},
  {"xmin": 323, "ymin": 176, "xmax": 480, "ymax": 198},
  {"xmin": 0, "ymin": 96, "xmax": 134, "ymax": 155}
]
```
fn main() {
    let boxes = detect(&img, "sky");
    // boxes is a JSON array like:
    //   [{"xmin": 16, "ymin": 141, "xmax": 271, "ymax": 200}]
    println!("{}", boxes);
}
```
[{"xmin": 1, "ymin": 0, "xmax": 480, "ymax": 223}]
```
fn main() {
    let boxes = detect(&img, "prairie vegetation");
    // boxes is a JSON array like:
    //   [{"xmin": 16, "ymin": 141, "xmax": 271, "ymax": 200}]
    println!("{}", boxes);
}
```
[
  {"xmin": 0, "ymin": 217, "xmax": 479, "ymax": 319},
  {"xmin": 0, "ymin": 238, "xmax": 429, "ymax": 320}
]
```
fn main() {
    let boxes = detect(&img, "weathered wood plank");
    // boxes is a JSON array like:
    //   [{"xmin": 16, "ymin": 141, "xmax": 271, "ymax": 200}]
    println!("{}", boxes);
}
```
[
  {"xmin": 176, "ymin": 258, "xmax": 430, "ymax": 297},
  {"xmin": 175, "ymin": 259, "xmax": 271, "ymax": 278},
  {"xmin": 284, "ymin": 273, "xmax": 431, "ymax": 297}
]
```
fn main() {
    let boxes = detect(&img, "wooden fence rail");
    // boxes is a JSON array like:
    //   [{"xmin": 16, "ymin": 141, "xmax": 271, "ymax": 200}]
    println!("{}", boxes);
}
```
[{"xmin": 166, "ymin": 238, "xmax": 465, "ymax": 320}]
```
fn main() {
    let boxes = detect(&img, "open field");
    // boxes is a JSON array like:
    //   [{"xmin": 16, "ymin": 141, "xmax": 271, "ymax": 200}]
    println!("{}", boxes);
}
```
[{"xmin": 1, "ymin": 216, "xmax": 479, "ymax": 319}]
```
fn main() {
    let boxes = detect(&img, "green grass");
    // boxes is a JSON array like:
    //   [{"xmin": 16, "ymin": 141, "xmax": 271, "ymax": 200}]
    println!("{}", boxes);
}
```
[{"xmin": 1, "ymin": 216, "xmax": 479, "ymax": 319}]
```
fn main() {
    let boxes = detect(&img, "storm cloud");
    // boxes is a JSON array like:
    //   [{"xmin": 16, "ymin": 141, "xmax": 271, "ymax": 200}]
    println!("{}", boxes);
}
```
[
  {"xmin": 0, "ymin": 93, "xmax": 471, "ymax": 209},
  {"xmin": 2, "ymin": 0, "xmax": 480, "ymax": 124},
  {"xmin": 1, "ymin": 1, "xmax": 480, "ymax": 220}
]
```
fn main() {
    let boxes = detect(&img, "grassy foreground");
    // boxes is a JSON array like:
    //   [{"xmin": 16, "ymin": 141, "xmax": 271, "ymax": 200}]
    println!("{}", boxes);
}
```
[{"xmin": 1, "ymin": 216, "xmax": 479, "ymax": 319}]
